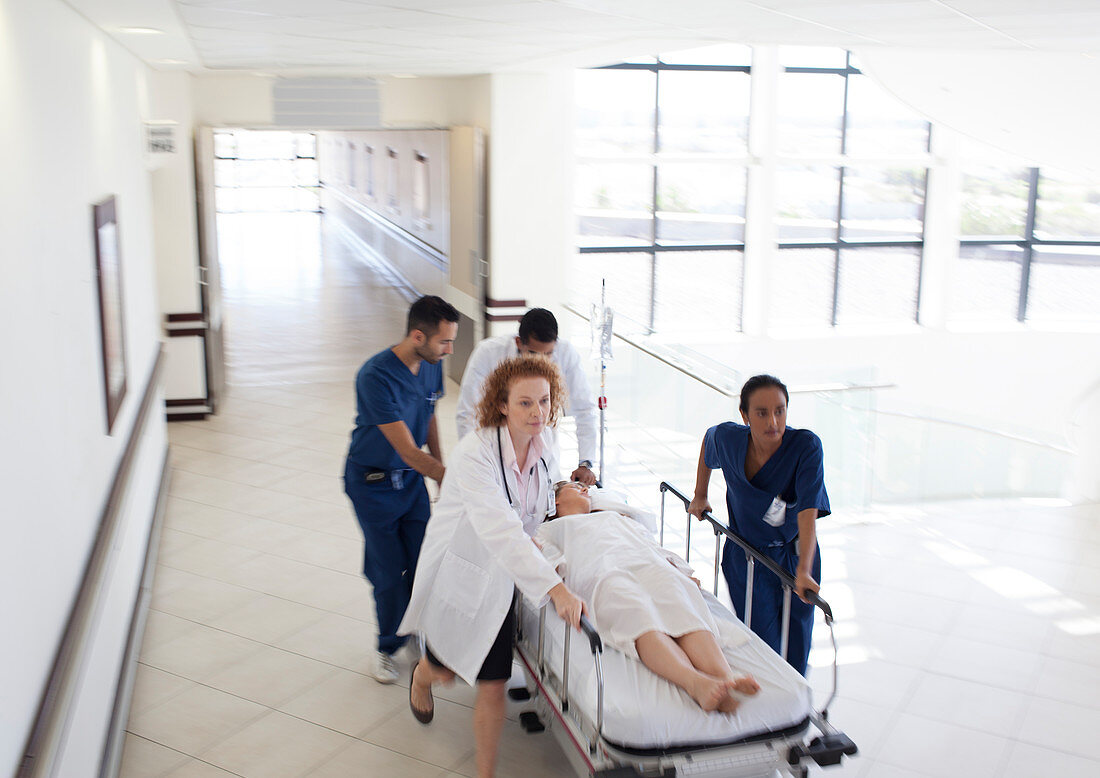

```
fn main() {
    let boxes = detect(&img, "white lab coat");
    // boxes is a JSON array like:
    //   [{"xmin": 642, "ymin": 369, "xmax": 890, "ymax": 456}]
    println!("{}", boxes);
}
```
[
  {"xmin": 398, "ymin": 425, "xmax": 563, "ymax": 685},
  {"xmin": 454, "ymin": 334, "xmax": 598, "ymax": 465}
]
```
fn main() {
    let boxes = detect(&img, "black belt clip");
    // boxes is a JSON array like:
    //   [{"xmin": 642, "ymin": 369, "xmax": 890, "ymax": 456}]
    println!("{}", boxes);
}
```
[{"xmin": 366, "ymin": 468, "xmax": 412, "ymax": 489}]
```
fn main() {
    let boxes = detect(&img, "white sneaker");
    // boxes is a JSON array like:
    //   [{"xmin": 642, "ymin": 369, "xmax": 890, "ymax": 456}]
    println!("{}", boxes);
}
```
[{"xmin": 373, "ymin": 651, "xmax": 399, "ymax": 684}]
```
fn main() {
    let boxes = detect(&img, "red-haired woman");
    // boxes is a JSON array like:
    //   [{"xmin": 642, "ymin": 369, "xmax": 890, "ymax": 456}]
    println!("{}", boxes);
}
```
[{"xmin": 399, "ymin": 356, "xmax": 586, "ymax": 778}]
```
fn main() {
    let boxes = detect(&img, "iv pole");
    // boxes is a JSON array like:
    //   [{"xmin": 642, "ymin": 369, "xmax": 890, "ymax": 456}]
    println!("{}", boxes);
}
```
[{"xmin": 595, "ymin": 279, "xmax": 613, "ymax": 485}]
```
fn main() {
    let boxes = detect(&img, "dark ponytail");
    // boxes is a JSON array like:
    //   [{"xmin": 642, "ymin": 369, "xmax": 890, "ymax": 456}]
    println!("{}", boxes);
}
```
[{"xmin": 738, "ymin": 374, "xmax": 789, "ymax": 414}]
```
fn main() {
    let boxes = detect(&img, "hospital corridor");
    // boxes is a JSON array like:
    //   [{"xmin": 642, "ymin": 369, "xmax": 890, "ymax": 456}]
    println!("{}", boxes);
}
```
[
  {"xmin": 117, "ymin": 211, "xmax": 568, "ymax": 776},
  {"xmin": 111, "ymin": 210, "xmax": 1100, "ymax": 777}
]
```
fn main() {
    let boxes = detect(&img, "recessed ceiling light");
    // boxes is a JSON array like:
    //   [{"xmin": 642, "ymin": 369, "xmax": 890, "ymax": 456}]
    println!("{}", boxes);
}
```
[
  {"xmin": 155, "ymin": 59, "xmax": 188, "ymax": 65},
  {"xmin": 390, "ymin": 73, "xmax": 417, "ymax": 79},
  {"xmin": 118, "ymin": 27, "xmax": 165, "ymax": 35}
]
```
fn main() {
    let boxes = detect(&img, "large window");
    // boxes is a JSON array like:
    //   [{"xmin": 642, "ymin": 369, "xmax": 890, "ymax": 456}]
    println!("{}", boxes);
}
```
[
  {"xmin": 574, "ymin": 46, "xmax": 751, "ymax": 336},
  {"xmin": 955, "ymin": 167, "xmax": 1100, "ymax": 323},
  {"xmin": 773, "ymin": 52, "xmax": 930, "ymax": 330},
  {"xmin": 575, "ymin": 45, "xmax": 1100, "ymax": 335}
]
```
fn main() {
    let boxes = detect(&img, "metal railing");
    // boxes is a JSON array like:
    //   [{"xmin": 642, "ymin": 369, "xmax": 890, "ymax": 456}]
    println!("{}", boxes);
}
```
[
  {"xmin": 659, "ymin": 481, "xmax": 840, "ymax": 716},
  {"xmin": 530, "ymin": 604, "xmax": 604, "ymax": 754}
]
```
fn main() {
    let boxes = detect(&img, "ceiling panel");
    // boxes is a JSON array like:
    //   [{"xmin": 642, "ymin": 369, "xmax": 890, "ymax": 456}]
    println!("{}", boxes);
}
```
[
  {"xmin": 940, "ymin": 0, "xmax": 1100, "ymax": 14},
  {"xmin": 68, "ymin": 0, "xmax": 1100, "ymax": 74}
]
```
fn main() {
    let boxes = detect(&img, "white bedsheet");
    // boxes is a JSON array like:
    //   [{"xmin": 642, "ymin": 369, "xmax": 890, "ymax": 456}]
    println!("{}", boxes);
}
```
[
  {"xmin": 519, "ymin": 588, "xmax": 812, "ymax": 750},
  {"xmin": 537, "ymin": 512, "xmax": 730, "ymax": 659}
]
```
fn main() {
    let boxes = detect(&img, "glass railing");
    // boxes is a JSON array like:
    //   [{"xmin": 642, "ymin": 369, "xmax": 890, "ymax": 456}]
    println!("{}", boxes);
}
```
[
  {"xmin": 559, "ymin": 306, "xmax": 1074, "ymax": 518},
  {"xmin": 557, "ymin": 304, "xmax": 1078, "ymax": 638}
]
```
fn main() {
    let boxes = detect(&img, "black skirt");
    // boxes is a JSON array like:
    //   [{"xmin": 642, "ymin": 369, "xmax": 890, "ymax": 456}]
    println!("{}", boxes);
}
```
[{"xmin": 426, "ymin": 593, "xmax": 516, "ymax": 681}]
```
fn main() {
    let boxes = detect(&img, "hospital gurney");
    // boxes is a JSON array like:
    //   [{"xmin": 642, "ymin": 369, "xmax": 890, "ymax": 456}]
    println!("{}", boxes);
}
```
[{"xmin": 510, "ymin": 482, "xmax": 857, "ymax": 777}]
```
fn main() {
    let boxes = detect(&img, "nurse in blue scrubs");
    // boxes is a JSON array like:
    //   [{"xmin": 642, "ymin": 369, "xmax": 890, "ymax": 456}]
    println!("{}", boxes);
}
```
[
  {"xmin": 344, "ymin": 295, "xmax": 459, "ymax": 684},
  {"xmin": 689, "ymin": 374, "xmax": 829, "ymax": 676}
]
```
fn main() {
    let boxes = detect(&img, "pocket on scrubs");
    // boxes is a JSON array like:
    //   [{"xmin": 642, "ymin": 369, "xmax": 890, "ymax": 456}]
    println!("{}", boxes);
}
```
[
  {"xmin": 437, "ymin": 551, "xmax": 490, "ymax": 619},
  {"xmin": 763, "ymin": 495, "xmax": 788, "ymax": 527}
]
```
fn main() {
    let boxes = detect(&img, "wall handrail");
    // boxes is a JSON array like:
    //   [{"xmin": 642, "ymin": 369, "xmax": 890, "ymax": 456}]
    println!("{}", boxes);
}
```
[
  {"xmin": 328, "ymin": 186, "xmax": 447, "ymax": 267},
  {"xmin": 19, "ymin": 347, "xmax": 164, "ymax": 778}
]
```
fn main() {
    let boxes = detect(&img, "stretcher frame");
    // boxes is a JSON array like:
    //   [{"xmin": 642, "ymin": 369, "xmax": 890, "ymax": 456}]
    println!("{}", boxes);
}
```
[{"xmin": 511, "ymin": 481, "xmax": 857, "ymax": 777}]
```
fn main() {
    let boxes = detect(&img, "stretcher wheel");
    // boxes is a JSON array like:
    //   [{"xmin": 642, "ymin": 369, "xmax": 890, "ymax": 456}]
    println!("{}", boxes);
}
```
[
  {"xmin": 788, "ymin": 733, "xmax": 858, "ymax": 768},
  {"xmin": 519, "ymin": 711, "xmax": 545, "ymax": 733},
  {"xmin": 508, "ymin": 686, "xmax": 531, "ymax": 701}
]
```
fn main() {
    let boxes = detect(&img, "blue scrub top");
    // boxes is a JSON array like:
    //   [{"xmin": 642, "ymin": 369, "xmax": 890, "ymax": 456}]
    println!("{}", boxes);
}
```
[
  {"xmin": 348, "ymin": 348, "xmax": 443, "ymax": 471},
  {"xmin": 704, "ymin": 422, "xmax": 830, "ymax": 548}
]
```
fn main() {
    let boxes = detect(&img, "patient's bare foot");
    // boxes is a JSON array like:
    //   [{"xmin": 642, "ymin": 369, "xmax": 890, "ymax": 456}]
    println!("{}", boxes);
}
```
[
  {"xmin": 731, "ymin": 675, "xmax": 760, "ymax": 695},
  {"xmin": 717, "ymin": 689, "xmax": 741, "ymax": 714},
  {"xmin": 688, "ymin": 676, "xmax": 730, "ymax": 712},
  {"xmin": 715, "ymin": 675, "xmax": 759, "ymax": 714}
]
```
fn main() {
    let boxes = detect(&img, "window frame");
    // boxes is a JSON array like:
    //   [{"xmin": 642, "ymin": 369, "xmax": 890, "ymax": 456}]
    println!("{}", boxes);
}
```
[
  {"xmin": 576, "ymin": 59, "xmax": 752, "ymax": 334},
  {"xmin": 774, "ymin": 53, "xmax": 931, "ymax": 327},
  {"xmin": 958, "ymin": 167, "xmax": 1100, "ymax": 321}
]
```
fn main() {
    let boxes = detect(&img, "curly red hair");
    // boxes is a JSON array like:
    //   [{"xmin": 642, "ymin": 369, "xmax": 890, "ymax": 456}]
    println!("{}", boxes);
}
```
[{"xmin": 476, "ymin": 356, "xmax": 568, "ymax": 429}]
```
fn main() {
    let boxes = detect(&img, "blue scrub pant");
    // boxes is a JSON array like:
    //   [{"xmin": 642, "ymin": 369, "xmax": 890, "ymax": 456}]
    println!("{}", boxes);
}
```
[
  {"xmin": 343, "ymin": 459, "xmax": 430, "ymax": 655},
  {"xmin": 721, "ymin": 536, "xmax": 820, "ymax": 676}
]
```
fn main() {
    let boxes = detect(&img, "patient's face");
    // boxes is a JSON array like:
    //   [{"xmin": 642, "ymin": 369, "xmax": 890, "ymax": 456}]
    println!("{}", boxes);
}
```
[{"xmin": 555, "ymin": 482, "xmax": 591, "ymax": 516}]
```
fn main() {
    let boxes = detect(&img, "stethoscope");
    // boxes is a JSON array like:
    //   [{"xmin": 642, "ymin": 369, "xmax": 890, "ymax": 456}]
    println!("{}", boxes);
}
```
[{"xmin": 497, "ymin": 427, "xmax": 555, "ymax": 519}]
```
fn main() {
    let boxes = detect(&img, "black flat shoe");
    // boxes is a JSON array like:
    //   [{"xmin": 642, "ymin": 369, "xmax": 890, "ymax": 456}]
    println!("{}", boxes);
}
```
[{"xmin": 409, "ymin": 665, "xmax": 434, "ymax": 724}]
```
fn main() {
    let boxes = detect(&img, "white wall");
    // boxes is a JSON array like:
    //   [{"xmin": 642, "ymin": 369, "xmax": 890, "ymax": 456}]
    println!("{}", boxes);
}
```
[
  {"xmin": 486, "ymin": 71, "xmax": 575, "ymax": 330},
  {"xmin": 193, "ymin": 73, "xmax": 274, "ymax": 127},
  {"xmin": 149, "ymin": 71, "xmax": 201, "ymax": 316},
  {"xmin": 0, "ymin": 0, "xmax": 168, "ymax": 773},
  {"xmin": 379, "ymin": 74, "xmax": 491, "ymax": 129},
  {"xmin": 150, "ymin": 70, "xmax": 210, "ymax": 404}
]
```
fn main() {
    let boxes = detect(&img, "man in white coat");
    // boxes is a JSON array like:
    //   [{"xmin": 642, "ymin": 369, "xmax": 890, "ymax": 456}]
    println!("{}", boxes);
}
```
[{"xmin": 455, "ymin": 308, "xmax": 599, "ymax": 485}]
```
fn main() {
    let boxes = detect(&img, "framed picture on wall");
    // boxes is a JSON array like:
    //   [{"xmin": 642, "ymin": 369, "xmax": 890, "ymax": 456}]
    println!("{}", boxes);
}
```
[{"xmin": 92, "ymin": 195, "xmax": 128, "ymax": 434}]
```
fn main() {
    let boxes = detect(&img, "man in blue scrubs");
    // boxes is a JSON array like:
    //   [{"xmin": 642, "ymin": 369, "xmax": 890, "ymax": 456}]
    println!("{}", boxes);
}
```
[
  {"xmin": 343, "ymin": 295, "xmax": 459, "ymax": 683},
  {"xmin": 689, "ymin": 374, "xmax": 829, "ymax": 676}
]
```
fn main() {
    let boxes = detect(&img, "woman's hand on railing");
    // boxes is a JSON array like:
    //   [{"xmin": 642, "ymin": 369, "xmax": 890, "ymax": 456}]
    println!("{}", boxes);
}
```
[
  {"xmin": 549, "ymin": 582, "xmax": 588, "ymax": 631},
  {"xmin": 794, "ymin": 569, "xmax": 820, "ymax": 604},
  {"xmin": 578, "ymin": 614, "xmax": 604, "ymax": 653},
  {"xmin": 687, "ymin": 495, "xmax": 712, "ymax": 521}
]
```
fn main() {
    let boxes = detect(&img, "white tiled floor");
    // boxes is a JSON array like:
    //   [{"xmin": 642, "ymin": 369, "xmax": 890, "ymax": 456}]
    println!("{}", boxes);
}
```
[{"xmin": 120, "ymin": 211, "xmax": 1100, "ymax": 777}]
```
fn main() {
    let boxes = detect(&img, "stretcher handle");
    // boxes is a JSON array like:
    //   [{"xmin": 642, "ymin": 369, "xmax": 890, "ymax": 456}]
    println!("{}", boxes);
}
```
[
  {"xmin": 659, "ymin": 482, "xmax": 834, "ymax": 623},
  {"xmin": 579, "ymin": 614, "xmax": 603, "ymax": 654}
]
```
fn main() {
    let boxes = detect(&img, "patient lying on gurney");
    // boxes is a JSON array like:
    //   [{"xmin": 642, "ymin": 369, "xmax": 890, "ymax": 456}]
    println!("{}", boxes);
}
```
[{"xmin": 536, "ymin": 482, "xmax": 760, "ymax": 714}]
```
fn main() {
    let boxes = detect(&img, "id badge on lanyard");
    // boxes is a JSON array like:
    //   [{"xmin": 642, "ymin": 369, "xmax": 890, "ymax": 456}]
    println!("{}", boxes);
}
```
[{"xmin": 498, "ymin": 427, "xmax": 554, "ymax": 522}]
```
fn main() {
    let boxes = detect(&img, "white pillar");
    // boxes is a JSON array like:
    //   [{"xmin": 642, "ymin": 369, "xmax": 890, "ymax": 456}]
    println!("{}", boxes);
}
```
[
  {"xmin": 486, "ymin": 70, "xmax": 575, "ymax": 335},
  {"xmin": 741, "ymin": 46, "xmax": 779, "ymax": 337},
  {"xmin": 918, "ymin": 125, "xmax": 961, "ymax": 330}
]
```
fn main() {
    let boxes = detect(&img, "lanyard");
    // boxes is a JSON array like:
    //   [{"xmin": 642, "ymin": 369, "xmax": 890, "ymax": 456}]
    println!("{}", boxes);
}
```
[{"xmin": 497, "ymin": 427, "xmax": 553, "ymax": 519}]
